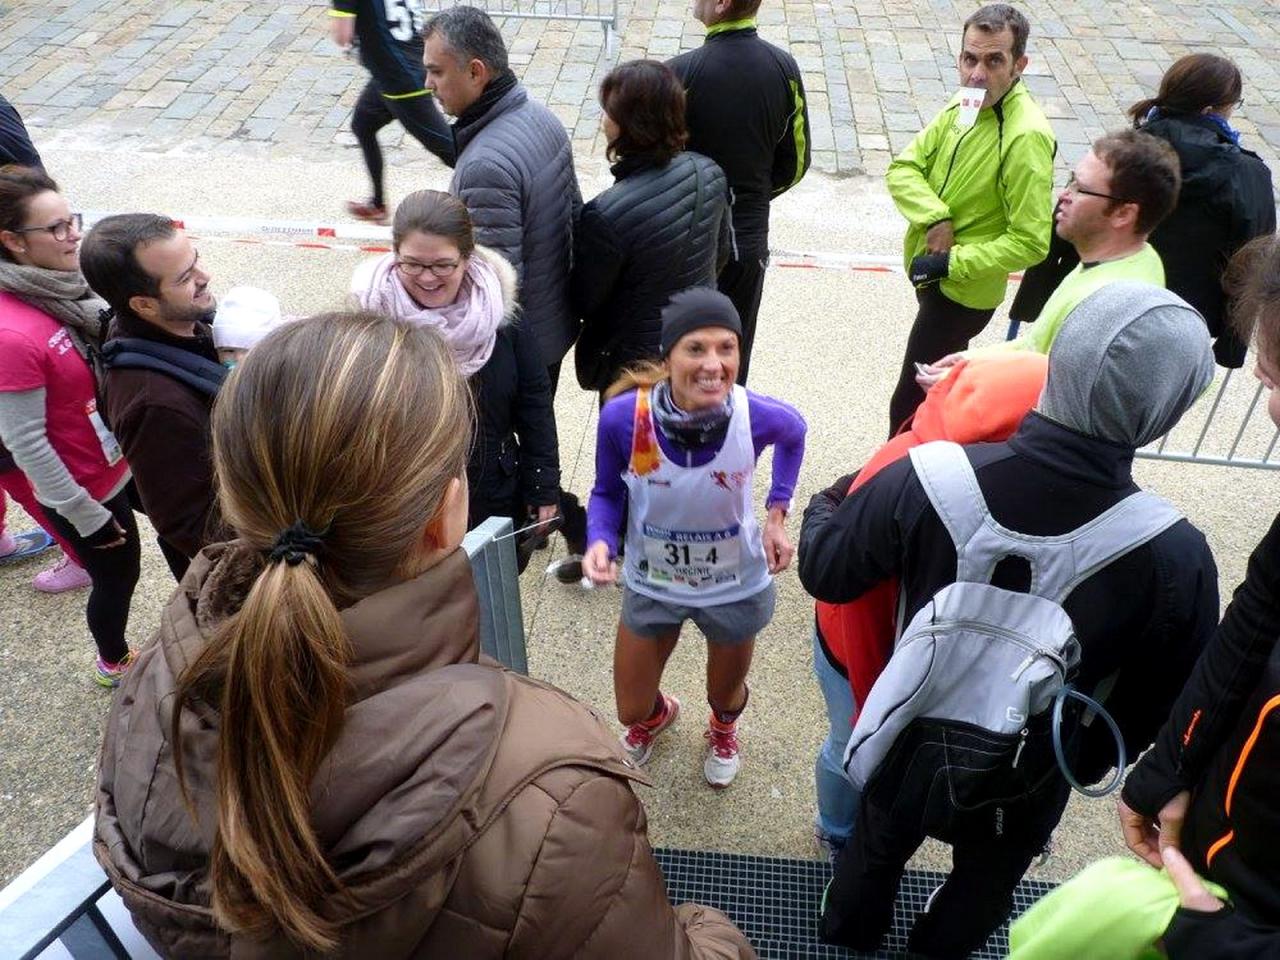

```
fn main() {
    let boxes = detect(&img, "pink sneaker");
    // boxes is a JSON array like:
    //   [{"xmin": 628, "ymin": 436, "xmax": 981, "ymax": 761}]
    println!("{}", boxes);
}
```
[
  {"xmin": 33, "ymin": 554, "xmax": 91, "ymax": 593},
  {"xmin": 619, "ymin": 693, "xmax": 681, "ymax": 766}
]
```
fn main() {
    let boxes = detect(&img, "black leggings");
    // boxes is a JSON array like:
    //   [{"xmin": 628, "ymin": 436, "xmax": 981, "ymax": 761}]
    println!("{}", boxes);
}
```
[
  {"xmin": 887, "ymin": 284, "xmax": 996, "ymax": 438},
  {"xmin": 351, "ymin": 79, "xmax": 455, "ymax": 206},
  {"xmin": 718, "ymin": 251, "xmax": 769, "ymax": 387},
  {"xmin": 45, "ymin": 485, "xmax": 140, "ymax": 664}
]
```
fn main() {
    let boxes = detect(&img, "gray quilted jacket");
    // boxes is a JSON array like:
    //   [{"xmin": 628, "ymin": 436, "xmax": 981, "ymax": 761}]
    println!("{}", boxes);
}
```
[
  {"xmin": 571, "ymin": 152, "xmax": 730, "ymax": 390},
  {"xmin": 450, "ymin": 83, "xmax": 582, "ymax": 367}
]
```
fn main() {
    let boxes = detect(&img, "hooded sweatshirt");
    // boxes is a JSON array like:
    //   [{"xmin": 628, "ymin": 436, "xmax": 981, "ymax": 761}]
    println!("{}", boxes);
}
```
[{"xmin": 94, "ymin": 542, "xmax": 754, "ymax": 959}]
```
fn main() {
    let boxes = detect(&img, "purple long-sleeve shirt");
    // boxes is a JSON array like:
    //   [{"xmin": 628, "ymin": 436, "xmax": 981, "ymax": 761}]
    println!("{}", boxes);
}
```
[{"xmin": 587, "ymin": 388, "xmax": 807, "ymax": 555}]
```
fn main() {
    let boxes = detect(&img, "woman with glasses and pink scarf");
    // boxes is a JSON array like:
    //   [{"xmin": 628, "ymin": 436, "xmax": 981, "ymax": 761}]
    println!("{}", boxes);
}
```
[{"xmin": 351, "ymin": 189, "xmax": 561, "ymax": 570}]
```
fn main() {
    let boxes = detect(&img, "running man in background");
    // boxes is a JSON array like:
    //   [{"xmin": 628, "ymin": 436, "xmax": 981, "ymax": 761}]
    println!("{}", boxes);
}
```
[{"xmin": 329, "ymin": 0, "xmax": 456, "ymax": 224}]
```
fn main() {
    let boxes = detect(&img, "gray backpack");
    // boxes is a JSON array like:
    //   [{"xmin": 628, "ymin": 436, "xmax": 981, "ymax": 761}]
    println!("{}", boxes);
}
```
[{"xmin": 842, "ymin": 441, "xmax": 1182, "ymax": 797}]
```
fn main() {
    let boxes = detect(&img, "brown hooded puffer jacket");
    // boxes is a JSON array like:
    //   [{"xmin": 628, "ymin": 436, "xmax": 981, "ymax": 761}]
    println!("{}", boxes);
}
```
[{"xmin": 94, "ymin": 542, "xmax": 754, "ymax": 959}]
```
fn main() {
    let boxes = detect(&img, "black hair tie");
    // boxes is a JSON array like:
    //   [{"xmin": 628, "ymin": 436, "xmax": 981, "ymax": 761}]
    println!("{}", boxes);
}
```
[{"xmin": 268, "ymin": 520, "xmax": 329, "ymax": 566}]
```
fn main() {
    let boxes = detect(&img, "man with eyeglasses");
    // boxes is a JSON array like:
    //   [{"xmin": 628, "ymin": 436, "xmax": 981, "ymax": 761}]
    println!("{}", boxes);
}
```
[
  {"xmin": 917, "ymin": 130, "xmax": 1183, "ymax": 389},
  {"xmin": 884, "ymin": 3, "xmax": 1056, "ymax": 437},
  {"xmin": 424, "ymin": 6, "xmax": 588, "ymax": 578},
  {"xmin": 1012, "ymin": 130, "xmax": 1180, "ymax": 354},
  {"xmin": 80, "ymin": 214, "xmax": 227, "ymax": 581}
]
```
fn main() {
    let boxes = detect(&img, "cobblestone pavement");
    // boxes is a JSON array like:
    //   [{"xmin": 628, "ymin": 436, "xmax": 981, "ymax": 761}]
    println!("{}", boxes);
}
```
[{"xmin": 0, "ymin": 0, "xmax": 1277, "ymax": 183}]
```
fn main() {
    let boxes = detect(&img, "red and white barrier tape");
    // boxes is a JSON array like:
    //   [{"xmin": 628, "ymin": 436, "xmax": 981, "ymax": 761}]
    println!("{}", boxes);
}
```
[{"xmin": 81, "ymin": 210, "xmax": 1025, "ymax": 278}]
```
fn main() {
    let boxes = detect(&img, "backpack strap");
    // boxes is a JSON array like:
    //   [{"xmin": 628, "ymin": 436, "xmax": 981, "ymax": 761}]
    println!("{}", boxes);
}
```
[
  {"xmin": 101, "ymin": 337, "xmax": 227, "ymax": 397},
  {"xmin": 1037, "ymin": 491, "xmax": 1183, "ymax": 604},
  {"xmin": 907, "ymin": 441, "xmax": 993, "ymax": 583}
]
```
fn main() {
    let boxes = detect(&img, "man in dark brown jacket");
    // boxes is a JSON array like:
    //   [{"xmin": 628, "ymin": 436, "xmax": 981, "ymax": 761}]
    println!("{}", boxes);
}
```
[
  {"xmin": 95, "ymin": 542, "xmax": 755, "ymax": 958},
  {"xmin": 80, "ymin": 214, "xmax": 224, "ymax": 580}
]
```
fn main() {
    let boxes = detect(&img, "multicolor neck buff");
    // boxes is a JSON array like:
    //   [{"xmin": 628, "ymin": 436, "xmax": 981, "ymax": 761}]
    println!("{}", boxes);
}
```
[{"xmin": 650, "ymin": 378, "xmax": 734, "ymax": 452}]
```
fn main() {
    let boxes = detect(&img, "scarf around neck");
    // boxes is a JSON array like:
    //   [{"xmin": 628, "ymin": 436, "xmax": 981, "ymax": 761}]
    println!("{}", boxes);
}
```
[
  {"xmin": 455, "ymin": 71, "xmax": 518, "ymax": 131},
  {"xmin": 1144, "ymin": 105, "xmax": 1243, "ymax": 146},
  {"xmin": 651, "ymin": 378, "xmax": 734, "ymax": 451},
  {"xmin": 352, "ymin": 252, "xmax": 505, "ymax": 376},
  {"xmin": 0, "ymin": 259, "xmax": 105, "ymax": 359}
]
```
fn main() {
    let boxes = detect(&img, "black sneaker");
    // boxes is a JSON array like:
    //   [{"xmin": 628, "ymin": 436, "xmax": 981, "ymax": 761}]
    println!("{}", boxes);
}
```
[{"xmin": 550, "ymin": 555, "xmax": 584, "ymax": 584}]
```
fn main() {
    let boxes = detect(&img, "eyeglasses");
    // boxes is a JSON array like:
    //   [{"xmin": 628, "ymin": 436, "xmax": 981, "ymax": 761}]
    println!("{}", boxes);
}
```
[
  {"xmin": 1063, "ymin": 173, "xmax": 1128, "ymax": 203},
  {"xmin": 13, "ymin": 212, "xmax": 83, "ymax": 242},
  {"xmin": 395, "ymin": 258, "xmax": 461, "ymax": 278}
]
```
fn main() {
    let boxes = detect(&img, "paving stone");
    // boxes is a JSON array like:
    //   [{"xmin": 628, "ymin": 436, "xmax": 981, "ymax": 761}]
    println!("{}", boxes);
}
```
[{"xmin": 0, "ymin": 0, "xmax": 1276, "ymax": 179}]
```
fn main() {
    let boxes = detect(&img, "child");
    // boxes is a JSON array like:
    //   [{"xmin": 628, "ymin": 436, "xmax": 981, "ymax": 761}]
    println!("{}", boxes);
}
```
[{"xmin": 212, "ymin": 286, "xmax": 286, "ymax": 368}]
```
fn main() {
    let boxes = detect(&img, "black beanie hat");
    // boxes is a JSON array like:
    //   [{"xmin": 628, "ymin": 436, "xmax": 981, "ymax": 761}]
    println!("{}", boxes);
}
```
[{"xmin": 659, "ymin": 287, "xmax": 743, "ymax": 357}]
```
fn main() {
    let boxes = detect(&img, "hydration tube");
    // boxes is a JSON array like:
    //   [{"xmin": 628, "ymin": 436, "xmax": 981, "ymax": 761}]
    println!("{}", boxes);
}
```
[{"xmin": 1051, "ymin": 687, "xmax": 1126, "ymax": 798}]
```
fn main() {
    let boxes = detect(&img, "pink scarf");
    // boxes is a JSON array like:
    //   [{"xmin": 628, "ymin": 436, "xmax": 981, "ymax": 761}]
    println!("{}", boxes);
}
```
[{"xmin": 351, "ymin": 252, "xmax": 504, "ymax": 376}]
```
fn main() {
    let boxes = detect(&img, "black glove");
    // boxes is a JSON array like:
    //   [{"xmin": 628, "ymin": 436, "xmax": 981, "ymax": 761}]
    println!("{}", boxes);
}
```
[
  {"xmin": 84, "ymin": 514, "xmax": 125, "ymax": 548},
  {"xmin": 909, "ymin": 251, "xmax": 950, "ymax": 287}
]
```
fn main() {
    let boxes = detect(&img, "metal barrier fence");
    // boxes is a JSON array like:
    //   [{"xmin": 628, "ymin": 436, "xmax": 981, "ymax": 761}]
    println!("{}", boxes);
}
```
[
  {"xmin": 1006, "ymin": 320, "xmax": 1279, "ymax": 472},
  {"xmin": 1135, "ymin": 367, "xmax": 1280, "ymax": 470},
  {"xmin": 0, "ymin": 519, "xmax": 527, "ymax": 960},
  {"xmin": 423, "ymin": 0, "xmax": 619, "ymax": 41}
]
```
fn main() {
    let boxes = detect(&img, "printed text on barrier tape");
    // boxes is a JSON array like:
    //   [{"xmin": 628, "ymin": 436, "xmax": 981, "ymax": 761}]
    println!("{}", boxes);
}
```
[{"xmin": 83, "ymin": 211, "xmax": 1021, "ymax": 278}]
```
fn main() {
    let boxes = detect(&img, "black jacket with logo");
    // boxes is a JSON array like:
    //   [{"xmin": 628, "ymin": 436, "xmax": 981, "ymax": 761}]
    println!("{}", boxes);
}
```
[
  {"xmin": 668, "ymin": 24, "xmax": 810, "ymax": 256},
  {"xmin": 1124, "ymin": 512, "xmax": 1280, "ymax": 953},
  {"xmin": 799, "ymin": 413, "xmax": 1220, "ymax": 782}
]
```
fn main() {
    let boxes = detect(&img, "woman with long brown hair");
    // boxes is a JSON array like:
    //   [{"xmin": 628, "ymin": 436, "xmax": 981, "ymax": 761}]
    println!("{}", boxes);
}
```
[{"xmin": 94, "ymin": 312, "xmax": 752, "ymax": 958}]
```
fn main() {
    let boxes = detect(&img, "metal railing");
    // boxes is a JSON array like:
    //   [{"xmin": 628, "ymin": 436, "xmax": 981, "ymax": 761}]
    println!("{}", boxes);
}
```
[
  {"xmin": 0, "ymin": 519, "xmax": 528, "ymax": 960},
  {"xmin": 423, "ymin": 0, "xmax": 618, "ymax": 41},
  {"xmin": 1136, "ymin": 367, "xmax": 1280, "ymax": 470}
]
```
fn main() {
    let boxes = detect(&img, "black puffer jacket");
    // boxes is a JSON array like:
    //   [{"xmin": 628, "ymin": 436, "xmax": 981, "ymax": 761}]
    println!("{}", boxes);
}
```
[{"xmin": 572, "ymin": 151, "xmax": 730, "ymax": 391}]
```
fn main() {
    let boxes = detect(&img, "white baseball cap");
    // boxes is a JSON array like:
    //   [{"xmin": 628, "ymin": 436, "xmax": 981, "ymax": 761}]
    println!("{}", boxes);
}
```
[{"xmin": 213, "ymin": 286, "xmax": 284, "ymax": 350}]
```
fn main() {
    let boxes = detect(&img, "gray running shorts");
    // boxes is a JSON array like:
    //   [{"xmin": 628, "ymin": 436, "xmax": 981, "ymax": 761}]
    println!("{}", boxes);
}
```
[{"xmin": 621, "ymin": 580, "xmax": 777, "ymax": 645}]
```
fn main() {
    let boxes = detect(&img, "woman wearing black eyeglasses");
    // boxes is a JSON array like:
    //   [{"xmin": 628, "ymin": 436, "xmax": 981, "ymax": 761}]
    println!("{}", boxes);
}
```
[
  {"xmin": 0, "ymin": 165, "xmax": 140, "ymax": 687},
  {"xmin": 350, "ymin": 188, "xmax": 562, "ymax": 571},
  {"xmin": 1129, "ymin": 53, "xmax": 1275, "ymax": 368}
]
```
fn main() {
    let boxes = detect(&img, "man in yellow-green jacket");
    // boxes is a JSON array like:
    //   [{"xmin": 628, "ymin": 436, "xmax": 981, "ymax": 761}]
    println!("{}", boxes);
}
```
[{"xmin": 885, "ymin": 3, "xmax": 1056, "ymax": 435}]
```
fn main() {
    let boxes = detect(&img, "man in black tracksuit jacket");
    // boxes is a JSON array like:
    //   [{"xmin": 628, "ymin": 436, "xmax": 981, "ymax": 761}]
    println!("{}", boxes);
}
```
[
  {"xmin": 799, "ymin": 284, "xmax": 1219, "ymax": 958},
  {"xmin": 329, "ymin": 0, "xmax": 454, "ymax": 221},
  {"xmin": 1121, "ymin": 510, "xmax": 1280, "ymax": 958},
  {"xmin": 668, "ymin": 0, "xmax": 810, "ymax": 385}
]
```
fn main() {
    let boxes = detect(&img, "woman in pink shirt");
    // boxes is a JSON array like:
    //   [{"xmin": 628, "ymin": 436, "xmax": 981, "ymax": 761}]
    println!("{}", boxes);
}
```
[{"xmin": 0, "ymin": 167, "xmax": 139, "ymax": 686}]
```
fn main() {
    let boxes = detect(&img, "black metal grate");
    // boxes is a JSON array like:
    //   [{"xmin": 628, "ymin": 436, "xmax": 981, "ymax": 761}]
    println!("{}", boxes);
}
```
[{"xmin": 654, "ymin": 848, "xmax": 1056, "ymax": 959}]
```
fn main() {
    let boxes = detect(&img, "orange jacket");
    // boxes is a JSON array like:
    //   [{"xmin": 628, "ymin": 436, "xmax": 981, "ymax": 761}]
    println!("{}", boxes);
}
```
[{"xmin": 815, "ymin": 352, "xmax": 1049, "ymax": 712}]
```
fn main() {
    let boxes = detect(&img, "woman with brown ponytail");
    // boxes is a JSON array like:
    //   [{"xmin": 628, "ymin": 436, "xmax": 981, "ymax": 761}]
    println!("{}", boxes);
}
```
[{"xmin": 93, "ymin": 312, "xmax": 753, "ymax": 958}]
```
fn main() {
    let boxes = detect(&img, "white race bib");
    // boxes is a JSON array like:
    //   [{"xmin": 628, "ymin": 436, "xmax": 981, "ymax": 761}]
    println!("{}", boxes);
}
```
[
  {"xmin": 85, "ymin": 399, "xmax": 122, "ymax": 466},
  {"xmin": 642, "ymin": 523, "xmax": 742, "ymax": 591}
]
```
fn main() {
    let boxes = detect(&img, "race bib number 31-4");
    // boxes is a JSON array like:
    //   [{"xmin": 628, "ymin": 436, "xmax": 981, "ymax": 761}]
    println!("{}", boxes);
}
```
[{"xmin": 643, "ymin": 523, "xmax": 741, "ymax": 590}]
